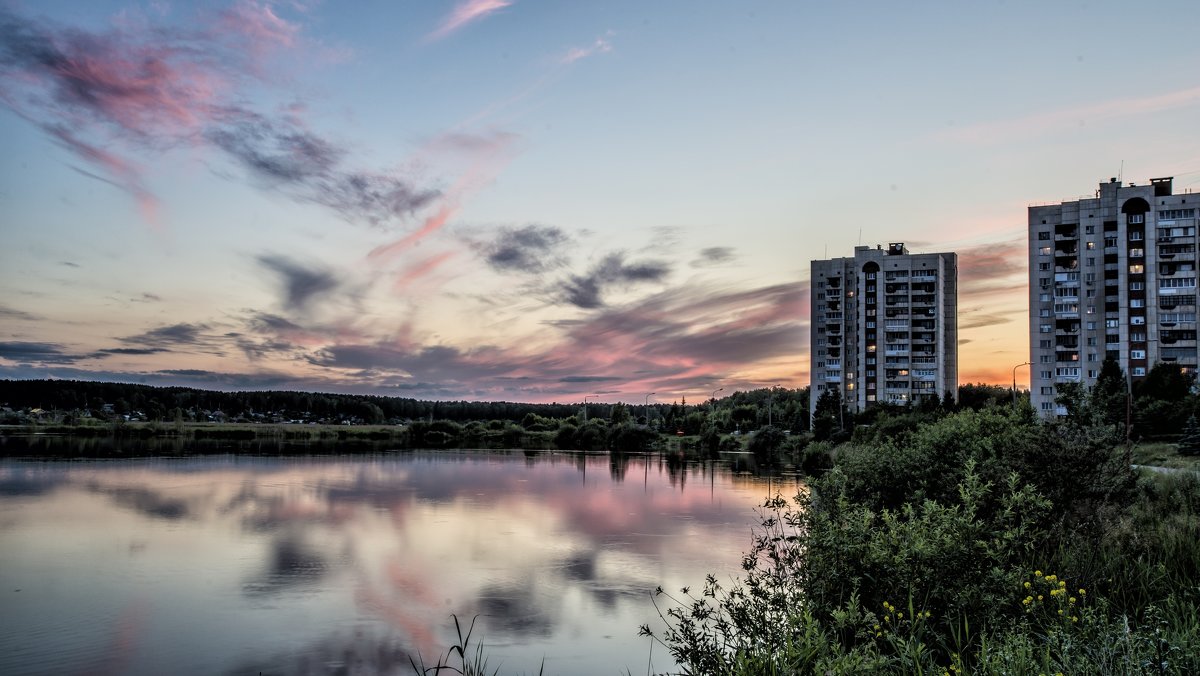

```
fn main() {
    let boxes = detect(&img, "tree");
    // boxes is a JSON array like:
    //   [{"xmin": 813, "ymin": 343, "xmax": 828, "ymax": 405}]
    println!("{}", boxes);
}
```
[
  {"xmin": 811, "ymin": 387, "xmax": 844, "ymax": 442},
  {"xmin": 1091, "ymin": 357, "xmax": 1128, "ymax": 432},
  {"xmin": 1178, "ymin": 415, "xmax": 1200, "ymax": 456}
]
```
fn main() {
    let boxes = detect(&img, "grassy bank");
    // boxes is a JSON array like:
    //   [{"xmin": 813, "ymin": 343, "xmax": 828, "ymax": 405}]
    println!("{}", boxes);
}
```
[{"xmin": 643, "ymin": 408, "xmax": 1200, "ymax": 674}]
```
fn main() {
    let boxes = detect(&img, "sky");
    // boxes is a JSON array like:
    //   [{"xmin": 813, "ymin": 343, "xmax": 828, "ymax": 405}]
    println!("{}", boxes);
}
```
[{"xmin": 2, "ymin": 0, "xmax": 1199, "ymax": 404}]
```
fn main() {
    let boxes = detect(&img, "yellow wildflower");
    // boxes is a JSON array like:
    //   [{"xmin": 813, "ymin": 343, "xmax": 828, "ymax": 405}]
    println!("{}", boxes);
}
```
[
  {"xmin": 1035, "ymin": 570, "xmax": 1043, "ymax": 577},
  {"xmin": 1024, "ymin": 581, "xmax": 1031, "ymax": 589},
  {"xmin": 1072, "ymin": 616, "xmax": 1079, "ymax": 623},
  {"xmin": 1038, "ymin": 595, "xmax": 1044, "ymax": 601},
  {"xmin": 1079, "ymin": 588, "xmax": 1086, "ymax": 596},
  {"xmin": 1070, "ymin": 597, "xmax": 1076, "ymax": 604}
]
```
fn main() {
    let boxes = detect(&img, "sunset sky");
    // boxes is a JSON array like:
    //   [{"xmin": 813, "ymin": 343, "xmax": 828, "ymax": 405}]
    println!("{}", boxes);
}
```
[{"xmin": 2, "ymin": 0, "xmax": 1199, "ymax": 403}]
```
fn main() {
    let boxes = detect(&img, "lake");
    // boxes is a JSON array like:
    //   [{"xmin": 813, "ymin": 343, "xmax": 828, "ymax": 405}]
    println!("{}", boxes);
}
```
[{"xmin": 0, "ymin": 448, "xmax": 798, "ymax": 675}]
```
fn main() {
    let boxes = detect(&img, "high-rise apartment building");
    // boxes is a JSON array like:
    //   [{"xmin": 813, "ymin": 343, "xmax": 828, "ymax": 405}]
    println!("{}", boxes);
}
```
[
  {"xmin": 810, "ymin": 243, "xmax": 958, "ymax": 418},
  {"xmin": 1029, "ymin": 176, "xmax": 1196, "ymax": 417}
]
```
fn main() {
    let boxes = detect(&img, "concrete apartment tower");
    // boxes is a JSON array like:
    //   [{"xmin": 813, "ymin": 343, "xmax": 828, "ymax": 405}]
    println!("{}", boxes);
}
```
[
  {"xmin": 810, "ymin": 243, "xmax": 958, "ymax": 419},
  {"xmin": 1028, "ymin": 176, "xmax": 1196, "ymax": 417}
]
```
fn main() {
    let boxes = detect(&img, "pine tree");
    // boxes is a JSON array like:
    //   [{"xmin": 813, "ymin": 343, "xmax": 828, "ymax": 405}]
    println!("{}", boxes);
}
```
[{"xmin": 1178, "ymin": 414, "xmax": 1200, "ymax": 456}]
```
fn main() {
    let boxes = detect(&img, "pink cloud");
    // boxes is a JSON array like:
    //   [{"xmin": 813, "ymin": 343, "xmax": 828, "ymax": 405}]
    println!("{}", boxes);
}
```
[
  {"xmin": 392, "ymin": 251, "xmax": 457, "ymax": 291},
  {"xmin": 561, "ymin": 31, "xmax": 614, "ymax": 65},
  {"xmin": 937, "ymin": 85, "xmax": 1200, "ymax": 144},
  {"xmin": 426, "ymin": 0, "xmax": 512, "ymax": 42}
]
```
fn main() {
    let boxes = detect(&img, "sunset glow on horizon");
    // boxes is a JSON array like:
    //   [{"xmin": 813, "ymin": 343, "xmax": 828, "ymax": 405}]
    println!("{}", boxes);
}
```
[{"xmin": 2, "ymin": 1, "xmax": 1199, "ymax": 403}]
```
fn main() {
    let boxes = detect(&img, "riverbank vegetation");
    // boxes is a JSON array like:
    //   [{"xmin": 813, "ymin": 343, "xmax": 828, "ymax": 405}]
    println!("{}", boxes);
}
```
[{"xmin": 643, "ymin": 402, "xmax": 1200, "ymax": 674}]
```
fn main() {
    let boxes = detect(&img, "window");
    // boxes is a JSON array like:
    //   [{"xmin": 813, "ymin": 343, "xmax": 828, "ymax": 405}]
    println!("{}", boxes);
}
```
[
  {"xmin": 1086, "ymin": 225, "xmax": 1095, "ymax": 234},
  {"xmin": 1129, "ymin": 214, "xmax": 1145, "ymax": 224},
  {"xmin": 1087, "ymin": 306, "xmax": 1096, "ymax": 315},
  {"xmin": 1040, "ymin": 324, "xmax": 1052, "ymax": 333},
  {"xmin": 1087, "ymin": 337, "xmax": 1097, "ymax": 346},
  {"xmin": 1040, "ymin": 308, "xmax": 1051, "ymax": 317},
  {"xmin": 1130, "ymin": 331, "xmax": 1146, "ymax": 341},
  {"xmin": 1088, "ymin": 370, "xmax": 1097, "ymax": 379},
  {"xmin": 1130, "ymin": 281, "xmax": 1145, "ymax": 291},
  {"xmin": 1159, "ymin": 209, "xmax": 1196, "ymax": 220},
  {"xmin": 1130, "ymin": 264, "xmax": 1145, "ymax": 274},
  {"xmin": 1086, "ymin": 241, "xmax": 1096, "ymax": 250},
  {"xmin": 1086, "ymin": 321, "xmax": 1097, "ymax": 330},
  {"xmin": 1086, "ymin": 289, "xmax": 1096, "ymax": 298},
  {"xmin": 1132, "ymin": 316, "xmax": 1146, "ymax": 325},
  {"xmin": 1133, "ymin": 367, "xmax": 1147, "ymax": 376},
  {"xmin": 1040, "ymin": 277, "xmax": 1050, "ymax": 288},
  {"xmin": 1160, "ymin": 277, "xmax": 1197, "ymax": 288},
  {"xmin": 1038, "ymin": 231, "xmax": 1051, "ymax": 240},
  {"xmin": 1039, "ymin": 293, "xmax": 1051, "ymax": 302},
  {"xmin": 1039, "ymin": 262, "xmax": 1050, "ymax": 271},
  {"xmin": 1040, "ymin": 339, "xmax": 1052, "ymax": 348},
  {"xmin": 1106, "ymin": 319, "xmax": 1119, "ymax": 328},
  {"xmin": 1130, "ymin": 248, "xmax": 1144, "ymax": 258},
  {"xmin": 1131, "ymin": 299, "xmax": 1145, "ymax": 308},
  {"xmin": 1041, "ymin": 402, "xmax": 1054, "ymax": 411},
  {"xmin": 1087, "ymin": 258, "xmax": 1096, "ymax": 267},
  {"xmin": 1039, "ymin": 355, "xmax": 1052, "ymax": 363},
  {"xmin": 1087, "ymin": 353, "xmax": 1098, "ymax": 362},
  {"xmin": 1040, "ymin": 370, "xmax": 1052, "ymax": 380},
  {"xmin": 1131, "ymin": 350, "xmax": 1146, "ymax": 360},
  {"xmin": 1040, "ymin": 386, "xmax": 1054, "ymax": 395},
  {"xmin": 1056, "ymin": 367, "xmax": 1081, "ymax": 377},
  {"xmin": 1086, "ymin": 273, "xmax": 1096, "ymax": 282},
  {"xmin": 1039, "ymin": 246, "xmax": 1052, "ymax": 255}
]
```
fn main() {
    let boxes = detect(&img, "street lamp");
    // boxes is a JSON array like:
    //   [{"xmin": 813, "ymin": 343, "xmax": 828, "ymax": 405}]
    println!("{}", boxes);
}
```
[
  {"xmin": 583, "ymin": 395, "xmax": 598, "ymax": 423},
  {"xmin": 644, "ymin": 392, "xmax": 656, "ymax": 423},
  {"xmin": 1012, "ymin": 362, "xmax": 1031, "ymax": 407},
  {"xmin": 767, "ymin": 384, "xmax": 781, "ymax": 427}
]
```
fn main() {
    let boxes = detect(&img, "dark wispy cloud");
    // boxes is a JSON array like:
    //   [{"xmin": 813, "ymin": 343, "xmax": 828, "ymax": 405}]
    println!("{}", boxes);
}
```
[
  {"xmin": 59, "ymin": 261, "xmax": 80, "ymax": 268},
  {"xmin": 959, "ymin": 307, "xmax": 1014, "ymax": 330},
  {"xmin": 304, "ymin": 280, "xmax": 807, "ymax": 399},
  {"xmin": 119, "ymin": 323, "xmax": 210, "ymax": 349},
  {"xmin": 690, "ymin": 247, "xmax": 736, "ymax": 268},
  {"xmin": 0, "ymin": 341, "xmax": 84, "ymax": 364},
  {"xmin": 562, "ymin": 253, "xmax": 671, "ymax": 309},
  {"xmin": 957, "ymin": 237, "xmax": 1027, "ymax": 297},
  {"xmin": 0, "ymin": 6, "xmax": 437, "ymax": 228},
  {"xmin": 95, "ymin": 347, "xmax": 168, "ymax": 356},
  {"xmin": 257, "ymin": 255, "xmax": 340, "ymax": 312},
  {"xmin": 0, "ymin": 305, "xmax": 40, "ymax": 321},
  {"xmin": 210, "ymin": 113, "xmax": 438, "ymax": 226},
  {"xmin": 480, "ymin": 225, "xmax": 570, "ymax": 274}
]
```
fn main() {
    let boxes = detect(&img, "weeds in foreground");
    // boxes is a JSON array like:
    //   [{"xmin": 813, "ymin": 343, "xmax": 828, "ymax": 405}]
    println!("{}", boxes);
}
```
[{"xmin": 409, "ymin": 614, "xmax": 544, "ymax": 676}]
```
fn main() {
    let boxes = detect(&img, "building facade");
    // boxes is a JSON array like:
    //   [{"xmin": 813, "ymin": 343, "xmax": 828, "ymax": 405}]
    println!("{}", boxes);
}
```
[
  {"xmin": 810, "ymin": 243, "xmax": 958, "ymax": 418},
  {"xmin": 1028, "ymin": 176, "xmax": 1197, "ymax": 417}
]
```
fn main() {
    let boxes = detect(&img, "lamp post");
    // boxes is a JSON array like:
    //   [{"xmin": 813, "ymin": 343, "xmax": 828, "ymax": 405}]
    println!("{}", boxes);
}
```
[
  {"xmin": 644, "ymin": 392, "xmax": 655, "ymax": 424},
  {"xmin": 1012, "ymin": 362, "xmax": 1031, "ymax": 407},
  {"xmin": 583, "ymin": 395, "xmax": 597, "ymax": 423}
]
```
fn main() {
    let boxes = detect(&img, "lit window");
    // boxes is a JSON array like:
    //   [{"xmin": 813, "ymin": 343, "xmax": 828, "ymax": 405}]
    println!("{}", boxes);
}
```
[
  {"xmin": 1039, "ymin": 246, "xmax": 1052, "ymax": 255},
  {"xmin": 1131, "ymin": 350, "xmax": 1146, "ymax": 360},
  {"xmin": 1129, "ymin": 264, "xmax": 1144, "ymax": 274},
  {"xmin": 1086, "ymin": 242, "xmax": 1096, "ymax": 250},
  {"xmin": 1133, "ymin": 367, "xmax": 1146, "ymax": 376}
]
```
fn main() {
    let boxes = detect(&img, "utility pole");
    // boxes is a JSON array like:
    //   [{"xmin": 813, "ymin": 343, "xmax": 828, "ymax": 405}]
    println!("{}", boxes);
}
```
[{"xmin": 583, "ymin": 395, "xmax": 597, "ymax": 423}]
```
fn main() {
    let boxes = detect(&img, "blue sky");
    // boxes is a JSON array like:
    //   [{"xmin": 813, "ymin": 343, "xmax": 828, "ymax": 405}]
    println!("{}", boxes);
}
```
[{"xmin": 2, "ymin": 0, "xmax": 1199, "ymax": 402}]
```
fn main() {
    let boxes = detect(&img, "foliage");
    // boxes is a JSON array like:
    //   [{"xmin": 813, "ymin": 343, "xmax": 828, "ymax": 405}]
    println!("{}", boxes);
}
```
[
  {"xmin": 1178, "ymin": 415, "xmax": 1200, "ymax": 456},
  {"xmin": 644, "ymin": 408, "xmax": 1200, "ymax": 675}
]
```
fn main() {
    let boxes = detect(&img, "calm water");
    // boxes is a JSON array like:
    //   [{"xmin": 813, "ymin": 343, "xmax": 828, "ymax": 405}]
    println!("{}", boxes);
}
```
[{"xmin": 0, "ymin": 450, "xmax": 797, "ymax": 675}]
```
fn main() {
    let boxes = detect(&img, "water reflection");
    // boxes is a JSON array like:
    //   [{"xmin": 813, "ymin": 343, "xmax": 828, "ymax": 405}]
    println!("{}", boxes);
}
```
[{"xmin": 0, "ymin": 451, "xmax": 800, "ymax": 675}]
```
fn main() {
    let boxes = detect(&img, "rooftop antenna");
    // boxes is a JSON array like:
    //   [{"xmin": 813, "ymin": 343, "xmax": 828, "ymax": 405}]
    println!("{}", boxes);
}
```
[
  {"xmin": 858, "ymin": 228, "xmax": 862, "ymax": 246},
  {"xmin": 1119, "ymin": 160, "xmax": 1124, "ymax": 184}
]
